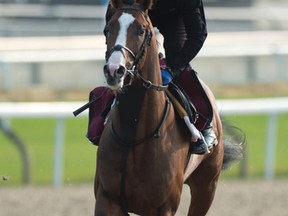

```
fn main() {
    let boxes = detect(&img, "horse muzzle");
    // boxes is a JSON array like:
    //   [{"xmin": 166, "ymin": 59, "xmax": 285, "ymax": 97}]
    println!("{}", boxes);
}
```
[{"xmin": 103, "ymin": 64, "xmax": 127, "ymax": 89}]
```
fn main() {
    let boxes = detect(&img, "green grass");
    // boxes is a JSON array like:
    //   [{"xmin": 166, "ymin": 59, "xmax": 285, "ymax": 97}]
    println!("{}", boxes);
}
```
[
  {"xmin": 0, "ymin": 118, "xmax": 96, "ymax": 186},
  {"xmin": 1, "ymin": 114, "xmax": 287, "ymax": 186}
]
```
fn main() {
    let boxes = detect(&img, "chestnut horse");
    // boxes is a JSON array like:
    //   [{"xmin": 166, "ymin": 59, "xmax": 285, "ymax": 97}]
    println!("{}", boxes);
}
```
[{"xmin": 94, "ymin": 0, "xmax": 235, "ymax": 215}]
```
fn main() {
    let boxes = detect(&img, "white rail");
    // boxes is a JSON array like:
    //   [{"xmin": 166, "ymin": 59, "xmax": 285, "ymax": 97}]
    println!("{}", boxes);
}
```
[
  {"xmin": 1, "ymin": 97, "xmax": 288, "ymax": 117},
  {"xmin": 0, "ymin": 97, "xmax": 288, "ymax": 185}
]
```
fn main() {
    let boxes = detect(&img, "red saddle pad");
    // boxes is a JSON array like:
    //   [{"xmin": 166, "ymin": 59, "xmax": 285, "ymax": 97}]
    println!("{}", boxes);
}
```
[
  {"xmin": 86, "ymin": 86, "xmax": 114, "ymax": 145},
  {"xmin": 160, "ymin": 57, "xmax": 213, "ymax": 131}
]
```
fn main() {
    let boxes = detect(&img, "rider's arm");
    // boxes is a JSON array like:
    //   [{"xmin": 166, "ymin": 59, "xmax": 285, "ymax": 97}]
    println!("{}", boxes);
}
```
[{"xmin": 170, "ymin": 0, "xmax": 207, "ymax": 75}]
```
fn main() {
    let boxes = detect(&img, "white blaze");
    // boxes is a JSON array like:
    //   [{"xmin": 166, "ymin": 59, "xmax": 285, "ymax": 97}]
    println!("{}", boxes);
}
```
[
  {"xmin": 108, "ymin": 13, "xmax": 135, "ymax": 73},
  {"xmin": 116, "ymin": 13, "xmax": 135, "ymax": 46}
]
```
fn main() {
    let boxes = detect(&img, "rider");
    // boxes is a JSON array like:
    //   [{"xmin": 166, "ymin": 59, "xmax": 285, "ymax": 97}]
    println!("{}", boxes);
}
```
[{"xmin": 104, "ymin": 0, "xmax": 217, "ymax": 154}]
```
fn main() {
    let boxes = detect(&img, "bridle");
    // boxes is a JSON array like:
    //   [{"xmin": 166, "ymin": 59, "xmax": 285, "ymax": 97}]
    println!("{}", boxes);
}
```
[{"xmin": 104, "ymin": 7, "xmax": 168, "ymax": 91}]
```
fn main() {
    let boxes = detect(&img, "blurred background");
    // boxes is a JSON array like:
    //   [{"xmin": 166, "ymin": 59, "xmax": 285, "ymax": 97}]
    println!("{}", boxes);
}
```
[{"xmin": 0, "ymin": 0, "xmax": 288, "ymax": 215}]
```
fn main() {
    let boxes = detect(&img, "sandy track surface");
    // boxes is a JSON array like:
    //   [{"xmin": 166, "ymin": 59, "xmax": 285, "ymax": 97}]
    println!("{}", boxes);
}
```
[{"xmin": 1, "ymin": 179, "xmax": 287, "ymax": 216}]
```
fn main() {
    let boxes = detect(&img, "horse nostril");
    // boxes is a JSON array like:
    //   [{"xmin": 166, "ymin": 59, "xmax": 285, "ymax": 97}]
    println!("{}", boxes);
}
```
[
  {"xmin": 115, "ymin": 65, "xmax": 126, "ymax": 78},
  {"xmin": 103, "ymin": 65, "xmax": 109, "ymax": 77}
]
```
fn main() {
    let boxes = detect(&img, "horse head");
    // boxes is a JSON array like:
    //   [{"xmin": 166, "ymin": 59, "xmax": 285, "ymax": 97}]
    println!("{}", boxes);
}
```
[{"xmin": 103, "ymin": 0, "xmax": 154, "ymax": 91}]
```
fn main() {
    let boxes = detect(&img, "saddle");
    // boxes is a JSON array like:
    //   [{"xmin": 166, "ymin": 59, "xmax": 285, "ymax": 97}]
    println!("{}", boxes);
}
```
[{"xmin": 160, "ymin": 58, "xmax": 213, "ymax": 131}]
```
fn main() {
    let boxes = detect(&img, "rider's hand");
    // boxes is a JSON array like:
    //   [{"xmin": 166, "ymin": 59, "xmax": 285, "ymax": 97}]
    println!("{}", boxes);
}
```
[{"xmin": 161, "ymin": 68, "xmax": 173, "ymax": 85}]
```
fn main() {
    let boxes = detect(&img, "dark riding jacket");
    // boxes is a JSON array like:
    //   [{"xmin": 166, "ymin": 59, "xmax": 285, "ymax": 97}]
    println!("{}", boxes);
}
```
[{"xmin": 105, "ymin": 0, "xmax": 207, "ymax": 76}]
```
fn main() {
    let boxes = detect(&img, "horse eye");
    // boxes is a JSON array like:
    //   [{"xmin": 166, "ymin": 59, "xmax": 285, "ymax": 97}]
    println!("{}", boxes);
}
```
[{"xmin": 139, "ymin": 29, "xmax": 145, "ymax": 36}]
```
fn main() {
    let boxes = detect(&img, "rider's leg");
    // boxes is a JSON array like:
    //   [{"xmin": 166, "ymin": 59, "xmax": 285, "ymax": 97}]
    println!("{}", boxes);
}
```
[{"xmin": 189, "ymin": 124, "xmax": 217, "ymax": 155}]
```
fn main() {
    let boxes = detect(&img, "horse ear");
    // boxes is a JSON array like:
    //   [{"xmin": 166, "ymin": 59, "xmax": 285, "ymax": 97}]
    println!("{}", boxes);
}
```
[
  {"xmin": 136, "ymin": 0, "xmax": 153, "ymax": 11},
  {"xmin": 110, "ymin": 0, "xmax": 121, "ymax": 8},
  {"xmin": 110, "ymin": 0, "xmax": 136, "ymax": 8}
]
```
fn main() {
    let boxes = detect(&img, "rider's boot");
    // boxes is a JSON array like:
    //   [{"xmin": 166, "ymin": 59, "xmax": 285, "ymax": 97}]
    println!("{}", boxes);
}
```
[{"xmin": 189, "ymin": 124, "xmax": 218, "ymax": 155}]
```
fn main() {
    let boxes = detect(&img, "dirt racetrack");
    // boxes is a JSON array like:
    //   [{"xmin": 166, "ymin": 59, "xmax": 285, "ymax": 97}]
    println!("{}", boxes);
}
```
[{"xmin": 1, "ymin": 179, "xmax": 287, "ymax": 216}]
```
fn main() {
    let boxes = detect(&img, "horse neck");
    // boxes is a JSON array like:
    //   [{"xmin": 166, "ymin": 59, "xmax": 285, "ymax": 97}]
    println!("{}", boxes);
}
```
[
  {"xmin": 141, "ymin": 40, "xmax": 162, "ymax": 87},
  {"xmin": 137, "ymin": 39, "xmax": 166, "ymax": 112},
  {"xmin": 113, "ymin": 42, "xmax": 167, "ymax": 142}
]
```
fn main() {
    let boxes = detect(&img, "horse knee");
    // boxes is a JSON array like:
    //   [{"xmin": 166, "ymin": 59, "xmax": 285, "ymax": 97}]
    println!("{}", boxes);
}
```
[{"xmin": 94, "ymin": 200, "xmax": 106, "ymax": 216}]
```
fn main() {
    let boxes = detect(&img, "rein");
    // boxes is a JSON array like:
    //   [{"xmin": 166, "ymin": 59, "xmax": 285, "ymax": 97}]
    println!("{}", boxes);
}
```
[{"xmin": 135, "ymin": 71, "xmax": 168, "ymax": 91}]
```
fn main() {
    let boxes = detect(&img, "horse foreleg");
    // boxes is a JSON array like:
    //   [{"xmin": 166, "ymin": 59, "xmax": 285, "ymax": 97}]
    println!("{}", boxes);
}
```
[{"xmin": 94, "ymin": 185, "xmax": 123, "ymax": 216}]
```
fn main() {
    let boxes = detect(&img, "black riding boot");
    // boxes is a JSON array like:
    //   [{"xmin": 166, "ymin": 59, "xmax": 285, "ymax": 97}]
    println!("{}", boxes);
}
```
[{"xmin": 189, "ymin": 124, "xmax": 217, "ymax": 155}]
